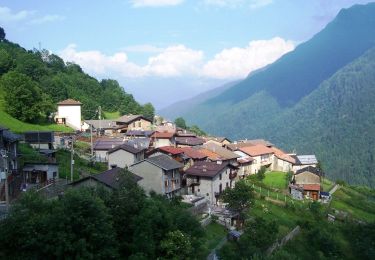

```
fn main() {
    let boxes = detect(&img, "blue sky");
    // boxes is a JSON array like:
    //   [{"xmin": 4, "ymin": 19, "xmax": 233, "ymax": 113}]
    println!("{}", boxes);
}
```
[{"xmin": 0, "ymin": 0, "xmax": 373, "ymax": 109}]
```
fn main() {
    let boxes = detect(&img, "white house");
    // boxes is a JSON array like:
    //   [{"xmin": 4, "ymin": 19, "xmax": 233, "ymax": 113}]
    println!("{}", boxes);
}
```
[
  {"xmin": 55, "ymin": 99, "xmax": 82, "ymax": 130},
  {"xmin": 185, "ymin": 161, "xmax": 238, "ymax": 205},
  {"xmin": 239, "ymin": 144, "xmax": 274, "ymax": 174}
]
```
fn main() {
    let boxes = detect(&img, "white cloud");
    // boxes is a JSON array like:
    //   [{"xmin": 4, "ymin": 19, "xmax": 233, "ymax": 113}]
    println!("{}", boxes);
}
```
[
  {"xmin": 121, "ymin": 44, "xmax": 165, "ymax": 53},
  {"xmin": 203, "ymin": 0, "xmax": 273, "ymax": 8},
  {"xmin": 60, "ymin": 44, "xmax": 202, "ymax": 78},
  {"xmin": 131, "ymin": 0, "xmax": 184, "ymax": 7},
  {"xmin": 59, "ymin": 38, "xmax": 294, "ymax": 80},
  {"xmin": 0, "ymin": 6, "xmax": 64, "ymax": 25},
  {"xmin": 202, "ymin": 37, "xmax": 294, "ymax": 79},
  {"xmin": 0, "ymin": 6, "xmax": 34, "ymax": 22},
  {"xmin": 30, "ymin": 14, "xmax": 65, "ymax": 24},
  {"xmin": 145, "ymin": 45, "xmax": 203, "ymax": 77}
]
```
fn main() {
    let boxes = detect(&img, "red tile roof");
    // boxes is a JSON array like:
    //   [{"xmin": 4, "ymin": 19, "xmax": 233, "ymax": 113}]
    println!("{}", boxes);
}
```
[
  {"xmin": 57, "ymin": 99, "xmax": 82, "ymax": 105},
  {"xmin": 269, "ymin": 147, "xmax": 295, "ymax": 164},
  {"xmin": 240, "ymin": 144, "xmax": 274, "ymax": 157},
  {"xmin": 196, "ymin": 148, "xmax": 223, "ymax": 161},
  {"xmin": 302, "ymin": 184, "xmax": 321, "ymax": 191},
  {"xmin": 158, "ymin": 146, "xmax": 183, "ymax": 155},
  {"xmin": 180, "ymin": 147, "xmax": 207, "ymax": 160},
  {"xmin": 151, "ymin": 131, "xmax": 175, "ymax": 139}
]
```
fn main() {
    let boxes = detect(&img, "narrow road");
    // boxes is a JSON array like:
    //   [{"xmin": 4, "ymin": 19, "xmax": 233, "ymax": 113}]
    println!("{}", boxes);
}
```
[{"xmin": 329, "ymin": 184, "xmax": 340, "ymax": 195}]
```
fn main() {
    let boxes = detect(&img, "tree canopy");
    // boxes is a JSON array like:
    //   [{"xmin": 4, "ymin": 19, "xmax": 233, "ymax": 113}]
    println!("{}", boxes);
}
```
[
  {"xmin": 0, "ymin": 40, "xmax": 155, "ymax": 123},
  {"xmin": 0, "ymin": 169, "xmax": 204, "ymax": 259}
]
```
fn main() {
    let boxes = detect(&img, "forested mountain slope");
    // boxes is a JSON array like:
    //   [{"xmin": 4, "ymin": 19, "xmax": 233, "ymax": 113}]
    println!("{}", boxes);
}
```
[
  {"xmin": 176, "ymin": 3, "xmax": 375, "ymax": 187},
  {"xmin": 0, "ymin": 34, "xmax": 154, "ymax": 128}
]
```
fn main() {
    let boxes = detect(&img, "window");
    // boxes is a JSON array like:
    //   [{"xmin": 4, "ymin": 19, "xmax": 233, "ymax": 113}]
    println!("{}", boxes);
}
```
[
  {"xmin": 226, "ymin": 182, "xmax": 229, "ymax": 188},
  {"xmin": 138, "ymin": 122, "xmax": 141, "ymax": 127},
  {"xmin": 219, "ymin": 173, "xmax": 222, "ymax": 180},
  {"xmin": 165, "ymin": 180, "xmax": 169, "ymax": 187}
]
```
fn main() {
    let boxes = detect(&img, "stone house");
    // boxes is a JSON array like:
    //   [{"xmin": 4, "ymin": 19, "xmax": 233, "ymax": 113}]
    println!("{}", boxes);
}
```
[
  {"xmin": 185, "ymin": 161, "xmax": 238, "ymax": 205},
  {"xmin": 239, "ymin": 144, "xmax": 274, "ymax": 173},
  {"xmin": 291, "ymin": 166, "xmax": 322, "ymax": 200},
  {"xmin": 107, "ymin": 143, "xmax": 146, "ymax": 169},
  {"xmin": 93, "ymin": 138, "xmax": 126, "ymax": 162},
  {"xmin": 70, "ymin": 167, "xmax": 142, "ymax": 191},
  {"xmin": 129, "ymin": 154, "xmax": 183, "ymax": 198},
  {"xmin": 151, "ymin": 132, "xmax": 175, "ymax": 148},
  {"xmin": 269, "ymin": 147, "xmax": 295, "ymax": 172},
  {"xmin": 116, "ymin": 115, "xmax": 152, "ymax": 131},
  {"xmin": 292, "ymin": 155, "xmax": 318, "ymax": 172}
]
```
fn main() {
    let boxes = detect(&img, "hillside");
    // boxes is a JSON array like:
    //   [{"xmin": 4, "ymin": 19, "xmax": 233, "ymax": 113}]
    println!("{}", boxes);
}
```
[
  {"xmin": 0, "ymin": 37, "xmax": 154, "ymax": 131},
  {"xmin": 173, "ymin": 3, "xmax": 375, "ymax": 188}
]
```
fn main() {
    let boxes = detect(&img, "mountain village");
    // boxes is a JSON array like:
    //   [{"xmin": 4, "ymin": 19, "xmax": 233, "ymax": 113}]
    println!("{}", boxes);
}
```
[{"xmin": 1, "ymin": 98, "xmax": 329, "ymax": 226}]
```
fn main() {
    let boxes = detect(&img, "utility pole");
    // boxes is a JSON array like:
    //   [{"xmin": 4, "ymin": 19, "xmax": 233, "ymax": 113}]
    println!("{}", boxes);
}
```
[
  {"xmin": 70, "ymin": 137, "xmax": 74, "ymax": 182},
  {"xmin": 90, "ymin": 124, "xmax": 93, "ymax": 157},
  {"xmin": 98, "ymin": 106, "xmax": 102, "ymax": 137},
  {"xmin": 1, "ymin": 149, "xmax": 9, "ymax": 211}
]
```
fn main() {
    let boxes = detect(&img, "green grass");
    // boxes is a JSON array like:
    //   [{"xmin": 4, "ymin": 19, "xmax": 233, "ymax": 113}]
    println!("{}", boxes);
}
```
[
  {"xmin": 202, "ymin": 222, "xmax": 227, "ymax": 254},
  {"xmin": 19, "ymin": 143, "xmax": 48, "ymax": 165},
  {"xmin": 262, "ymin": 171, "xmax": 289, "ymax": 190},
  {"xmin": 0, "ymin": 88, "xmax": 72, "ymax": 133},
  {"xmin": 103, "ymin": 111, "xmax": 120, "ymax": 119},
  {"xmin": 322, "ymin": 177, "xmax": 334, "ymax": 192},
  {"xmin": 0, "ymin": 109, "xmax": 73, "ymax": 133},
  {"xmin": 56, "ymin": 150, "xmax": 107, "ymax": 180},
  {"xmin": 330, "ymin": 186, "xmax": 375, "ymax": 222}
]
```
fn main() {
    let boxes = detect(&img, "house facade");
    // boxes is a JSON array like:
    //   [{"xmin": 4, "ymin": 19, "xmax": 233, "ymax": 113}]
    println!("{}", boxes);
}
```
[
  {"xmin": 129, "ymin": 154, "xmax": 183, "ymax": 198},
  {"xmin": 239, "ymin": 145, "xmax": 274, "ymax": 173},
  {"xmin": 107, "ymin": 143, "xmax": 145, "ymax": 169},
  {"xmin": 116, "ymin": 115, "xmax": 152, "ymax": 131},
  {"xmin": 151, "ymin": 132, "xmax": 175, "ymax": 148},
  {"xmin": 55, "ymin": 99, "xmax": 82, "ymax": 130},
  {"xmin": 185, "ymin": 161, "xmax": 237, "ymax": 205},
  {"xmin": 292, "ymin": 155, "xmax": 318, "ymax": 172},
  {"xmin": 291, "ymin": 167, "xmax": 321, "ymax": 200}
]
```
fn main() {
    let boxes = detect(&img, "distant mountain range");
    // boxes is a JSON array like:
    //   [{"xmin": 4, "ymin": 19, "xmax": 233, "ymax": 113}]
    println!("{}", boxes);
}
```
[{"xmin": 161, "ymin": 3, "xmax": 375, "ymax": 188}]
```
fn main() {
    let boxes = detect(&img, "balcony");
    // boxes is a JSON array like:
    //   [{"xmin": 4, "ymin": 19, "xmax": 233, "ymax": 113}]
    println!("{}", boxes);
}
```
[{"xmin": 229, "ymin": 171, "xmax": 237, "ymax": 179}]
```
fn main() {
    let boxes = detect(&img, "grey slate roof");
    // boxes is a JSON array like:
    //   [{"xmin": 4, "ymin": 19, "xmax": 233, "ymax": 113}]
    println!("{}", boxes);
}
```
[
  {"xmin": 116, "ymin": 114, "xmax": 152, "ymax": 124},
  {"xmin": 126, "ymin": 130, "xmax": 154, "ymax": 137},
  {"xmin": 203, "ymin": 143, "xmax": 240, "ymax": 160},
  {"xmin": 127, "ymin": 138, "xmax": 151, "ymax": 150},
  {"xmin": 108, "ymin": 142, "xmax": 146, "ymax": 154},
  {"xmin": 3, "ymin": 130, "xmax": 21, "ymax": 142},
  {"xmin": 145, "ymin": 154, "xmax": 183, "ymax": 170},
  {"xmin": 185, "ymin": 161, "xmax": 228, "ymax": 178},
  {"xmin": 93, "ymin": 138, "xmax": 126, "ymax": 151},
  {"xmin": 295, "ymin": 155, "xmax": 318, "ymax": 165},
  {"xmin": 295, "ymin": 166, "xmax": 322, "ymax": 176},
  {"xmin": 175, "ymin": 137, "xmax": 204, "ymax": 146},
  {"xmin": 85, "ymin": 120, "xmax": 117, "ymax": 130},
  {"xmin": 70, "ymin": 167, "xmax": 142, "ymax": 190}
]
